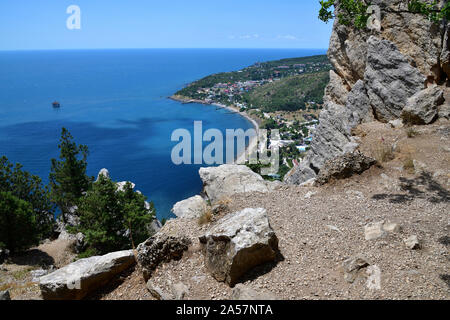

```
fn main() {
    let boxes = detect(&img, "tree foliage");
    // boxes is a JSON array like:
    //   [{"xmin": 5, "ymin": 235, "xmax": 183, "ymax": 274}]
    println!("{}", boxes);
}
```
[
  {"xmin": 319, "ymin": 0, "xmax": 449, "ymax": 29},
  {"xmin": 0, "ymin": 156, "xmax": 54, "ymax": 240},
  {"xmin": 72, "ymin": 176, "xmax": 155, "ymax": 255},
  {"xmin": 49, "ymin": 128, "xmax": 92, "ymax": 221},
  {"xmin": 0, "ymin": 191, "xmax": 39, "ymax": 253}
]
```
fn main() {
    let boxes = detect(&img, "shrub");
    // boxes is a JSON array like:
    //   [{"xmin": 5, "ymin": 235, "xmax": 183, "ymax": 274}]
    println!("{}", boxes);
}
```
[
  {"xmin": 406, "ymin": 127, "xmax": 418, "ymax": 138},
  {"xmin": 73, "ymin": 176, "xmax": 155, "ymax": 255},
  {"xmin": 0, "ymin": 192, "xmax": 40, "ymax": 253},
  {"xmin": 0, "ymin": 156, "xmax": 54, "ymax": 243},
  {"xmin": 373, "ymin": 143, "xmax": 394, "ymax": 163},
  {"xmin": 403, "ymin": 157, "xmax": 415, "ymax": 174},
  {"xmin": 198, "ymin": 209, "xmax": 213, "ymax": 226}
]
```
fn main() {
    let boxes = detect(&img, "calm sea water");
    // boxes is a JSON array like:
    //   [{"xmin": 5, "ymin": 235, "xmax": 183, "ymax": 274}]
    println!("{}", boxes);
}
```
[{"xmin": 0, "ymin": 48, "xmax": 326, "ymax": 220}]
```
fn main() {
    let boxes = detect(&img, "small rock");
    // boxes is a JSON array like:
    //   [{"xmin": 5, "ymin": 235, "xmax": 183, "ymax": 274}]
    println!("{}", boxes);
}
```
[
  {"xmin": 230, "ymin": 284, "xmax": 277, "ymax": 300},
  {"xmin": 364, "ymin": 221, "xmax": 400, "ymax": 240},
  {"xmin": 304, "ymin": 191, "xmax": 317, "ymax": 199},
  {"xmin": 343, "ymin": 256, "xmax": 370, "ymax": 283},
  {"xmin": 171, "ymin": 282, "xmax": 189, "ymax": 300},
  {"xmin": 404, "ymin": 235, "xmax": 420, "ymax": 250},
  {"xmin": 389, "ymin": 119, "xmax": 404, "ymax": 129},
  {"xmin": 0, "ymin": 290, "xmax": 11, "ymax": 300},
  {"xmin": 146, "ymin": 280, "xmax": 172, "ymax": 300},
  {"xmin": 171, "ymin": 195, "xmax": 207, "ymax": 219}
]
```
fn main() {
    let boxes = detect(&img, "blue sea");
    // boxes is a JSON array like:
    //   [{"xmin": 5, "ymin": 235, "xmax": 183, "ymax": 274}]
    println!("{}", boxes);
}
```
[{"xmin": 0, "ymin": 48, "xmax": 326, "ymax": 220}]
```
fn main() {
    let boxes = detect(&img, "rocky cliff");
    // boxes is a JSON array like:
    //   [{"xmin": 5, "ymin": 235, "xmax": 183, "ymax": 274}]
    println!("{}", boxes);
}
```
[{"xmin": 285, "ymin": 0, "xmax": 449, "ymax": 185}]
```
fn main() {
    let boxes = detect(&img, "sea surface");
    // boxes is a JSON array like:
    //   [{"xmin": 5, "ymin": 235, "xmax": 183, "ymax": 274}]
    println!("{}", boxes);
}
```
[{"xmin": 0, "ymin": 48, "xmax": 326, "ymax": 220}]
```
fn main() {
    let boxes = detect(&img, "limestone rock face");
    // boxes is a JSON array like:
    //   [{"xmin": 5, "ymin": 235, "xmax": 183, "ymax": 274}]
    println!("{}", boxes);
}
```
[
  {"xmin": 324, "ymin": 70, "xmax": 349, "ymax": 105},
  {"xmin": 364, "ymin": 36, "xmax": 426, "ymax": 122},
  {"xmin": 199, "ymin": 208, "xmax": 278, "ymax": 287},
  {"xmin": 316, "ymin": 152, "xmax": 377, "ymax": 185},
  {"xmin": 199, "ymin": 165, "xmax": 272, "ymax": 203},
  {"xmin": 39, "ymin": 250, "xmax": 135, "ymax": 300},
  {"xmin": 96, "ymin": 168, "xmax": 110, "ymax": 181},
  {"xmin": 442, "ymin": 23, "xmax": 450, "ymax": 81},
  {"xmin": 402, "ymin": 86, "xmax": 445, "ymax": 125},
  {"xmin": 172, "ymin": 195, "xmax": 207, "ymax": 219},
  {"xmin": 136, "ymin": 233, "xmax": 191, "ymax": 280},
  {"xmin": 345, "ymin": 80, "xmax": 374, "ymax": 125}
]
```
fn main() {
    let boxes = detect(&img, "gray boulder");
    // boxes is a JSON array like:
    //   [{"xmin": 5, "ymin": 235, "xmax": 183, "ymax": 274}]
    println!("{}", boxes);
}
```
[
  {"xmin": 39, "ymin": 250, "xmax": 135, "ymax": 300},
  {"xmin": 96, "ymin": 168, "xmax": 110, "ymax": 181},
  {"xmin": 364, "ymin": 36, "xmax": 426, "ymax": 122},
  {"xmin": 0, "ymin": 290, "xmax": 11, "ymax": 300},
  {"xmin": 199, "ymin": 208, "xmax": 278, "ymax": 287},
  {"xmin": 199, "ymin": 165, "xmax": 272, "ymax": 203},
  {"xmin": 136, "ymin": 234, "xmax": 191, "ymax": 280},
  {"xmin": 345, "ymin": 80, "xmax": 374, "ymax": 125},
  {"xmin": 316, "ymin": 152, "xmax": 377, "ymax": 185},
  {"xmin": 231, "ymin": 284, "xmax": 277, "ymax": 300},
  {"xmin": 402, "ymin": 86, "xmax": 445, "ymax": 125},
  {"xmin": 172, "ymin": 195, "xmax": 207, "ymax": 219}
]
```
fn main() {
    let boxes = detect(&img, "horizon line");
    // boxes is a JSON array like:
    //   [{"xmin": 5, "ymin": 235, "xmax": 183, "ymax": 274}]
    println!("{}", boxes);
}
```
[{"xmin": 0, "ymin": 47, "xmax": 329, "ymax": 53}]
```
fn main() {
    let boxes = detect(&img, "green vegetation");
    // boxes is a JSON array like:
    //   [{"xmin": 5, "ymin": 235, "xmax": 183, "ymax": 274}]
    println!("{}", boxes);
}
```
[
  {"xmin": 0, "ymin": 156, "xmax": 54, "ymax": 252},
  {"xmin": 244, "ymin": 71, "xmax": 329, "ymax": 112},
  {"xmin": 0, "ymin": 191, "xmax": 39, "ymax": 253},
  {"xmin": 49, "ymin": 128, "xmax": 92, "ymax": 222},
  {"xmin": 0, "ymin": 127, "xmax": 157, "ymax": 256},
  {"xmin": 319, "ymin": 0, "xmax": 450, "ymax": 29},
  {"xmin": 72, "ymin": 175, "xmax": 155, "ymax": 256},
  {"xmin": 175, "ymin": 55, "xmax": 332, "ymax": 111}
]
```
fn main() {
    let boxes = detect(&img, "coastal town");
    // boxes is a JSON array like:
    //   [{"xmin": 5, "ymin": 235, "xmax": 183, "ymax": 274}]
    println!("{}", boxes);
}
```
[{"xmin": 172, "ymin": 55, "xmax": 332, "ymax": 179}]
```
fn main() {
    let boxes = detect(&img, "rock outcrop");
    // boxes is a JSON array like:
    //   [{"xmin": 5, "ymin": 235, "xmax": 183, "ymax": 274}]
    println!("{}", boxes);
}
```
[
  {"xmin": 39, "ymin": 250, "xmax": 135, "ymax": 300},
  {"xmin": 284, "ymin": 0, "xmax": 449, "ymax": 185},
  {"xmin": 199, "ymin": 208, "xmax": 278, "ymax": 287},
  {"xmin": 316, "ymin": 152, "xmax": 377, "ymax": 185},
  {"xmin": 199, "ymin": 164, "xmax": 275, "ymax": 203},
  {"xmin": 402, "ymin": 86, "xmax": 445, "ymax": 125},
  {"xmin": 172, "ymin": 195, "xmax": 207, "ymax": 219},
  {"xmin": 364, "ymin": 36, "xmax": 426, "ymax": 122},
  {"xmin": 136, "ymin": 233, "xmax": 191, "ymax": 280}
]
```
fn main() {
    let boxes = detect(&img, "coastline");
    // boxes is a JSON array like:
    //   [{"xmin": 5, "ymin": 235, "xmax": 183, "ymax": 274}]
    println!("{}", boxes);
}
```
[{"xmin": 170, "ymin": 95, "xmax": 260, "ymax": 164}]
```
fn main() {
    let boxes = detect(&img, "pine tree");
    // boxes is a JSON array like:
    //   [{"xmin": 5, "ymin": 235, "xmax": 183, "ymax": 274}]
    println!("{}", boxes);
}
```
[{"xmin": 49, "ymin": 128, "xmax": 92, "ymax": 222}]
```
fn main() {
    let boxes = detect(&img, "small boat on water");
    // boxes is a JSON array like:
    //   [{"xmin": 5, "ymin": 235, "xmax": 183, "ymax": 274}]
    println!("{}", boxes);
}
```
[{"xmin": 52, "ymin": 101, "xmax": 61, "ymax": 108}]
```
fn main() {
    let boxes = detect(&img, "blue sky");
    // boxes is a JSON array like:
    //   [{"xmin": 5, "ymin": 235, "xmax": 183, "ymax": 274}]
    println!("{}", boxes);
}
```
[{"xmin": 0, "ymin": 0, "xmax": 333, "ymax": 50}]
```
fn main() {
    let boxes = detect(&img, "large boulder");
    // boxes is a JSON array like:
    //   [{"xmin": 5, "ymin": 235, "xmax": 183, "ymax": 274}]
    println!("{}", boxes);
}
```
[
  {"xmin": 316, "ymin": 152, "xmax": 377, "ymax": 185},
  {"xmin": 136, "ymin": 233, "xmax": 191, "ymax": 280},
  {"xmin": 199, "ymin": 165, "xmax": 272, "ymax": 203},
  {"xmin": 199, "ymin": 208, "xmax": 278, "ymax": 287},
  {"xmin": 39, "ymin": 250, "xmax": 135, "ymax": 300},
  {"xmin": 364, "ymin": 36, "xmax": 426, "ymax": 122},
  {"xmin": 402, "ymin": 86, "xmax": 445, "ymax": 125},
  {"xmin": 172, "ymin": 195, "xmax": 207, "ymax": 219}
]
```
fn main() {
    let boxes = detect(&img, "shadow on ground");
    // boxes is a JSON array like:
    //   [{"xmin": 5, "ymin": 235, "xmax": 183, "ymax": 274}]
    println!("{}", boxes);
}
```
[
  {"xmin": 372, "ymin": 172, "xmax": 450, "ymax": 204},
  {"xmin": 8, "ymin": 249, "xmax": 54, "ymax": 267}
]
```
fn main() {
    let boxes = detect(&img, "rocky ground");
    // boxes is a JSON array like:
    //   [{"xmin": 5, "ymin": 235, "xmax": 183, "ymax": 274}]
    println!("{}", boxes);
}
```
[
  {"xmin": 2, "ymin": 119, "xmax": 448, "ymax": 301},
  {"xmin": 94, "ymin": 120, "xmax": 449, "ymax": 301}
]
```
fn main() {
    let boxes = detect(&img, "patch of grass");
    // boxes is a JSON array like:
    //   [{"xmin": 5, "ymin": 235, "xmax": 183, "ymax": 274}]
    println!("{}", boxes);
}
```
[
  {"xmin": 403, "ymin": 157, "xmax": 415, "ymax": 174},
  {"xmin": 406, "ymin": 127, "xmax": 418, "ymax": 138},
  {"xmin": 198, "ymin": 209, "xmax": 213, "ymax": 226},
  {"xmin": 373, "ymin": 143, "xmax": 395, "ymax": 163},
  {"xmin": 11, "ymin": 267, "xmax": 34, "ymax": 281}
]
